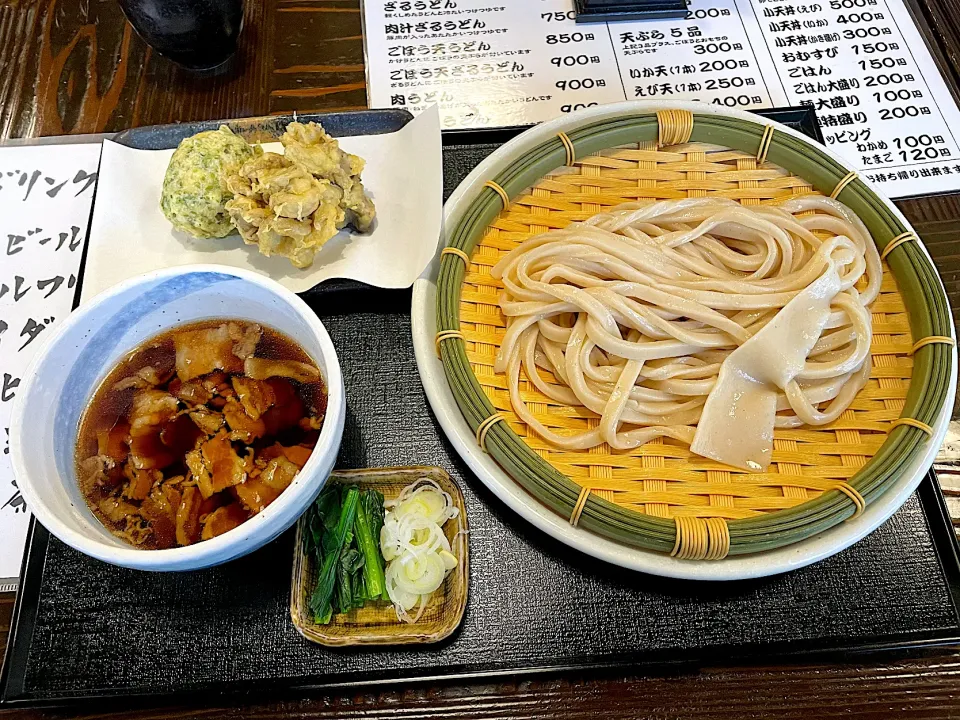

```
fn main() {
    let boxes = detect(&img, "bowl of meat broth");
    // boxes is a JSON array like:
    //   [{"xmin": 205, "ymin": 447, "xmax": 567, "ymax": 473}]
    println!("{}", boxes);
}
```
[{"xmin": 10, "ymin": 265, "xmax": 345, "ymax": 571}]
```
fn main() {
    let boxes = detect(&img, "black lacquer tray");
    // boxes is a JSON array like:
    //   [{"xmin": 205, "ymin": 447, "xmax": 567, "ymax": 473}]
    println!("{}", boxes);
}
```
[{"xmin": 3, "ymin": 107, "xmax": 960, "ymax": 709}]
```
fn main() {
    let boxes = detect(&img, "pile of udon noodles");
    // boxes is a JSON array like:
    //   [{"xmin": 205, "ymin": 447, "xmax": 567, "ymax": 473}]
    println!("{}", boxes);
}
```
[{"xmin": 491, "ymin": 196, "xmax": 880, "ymax": 472}]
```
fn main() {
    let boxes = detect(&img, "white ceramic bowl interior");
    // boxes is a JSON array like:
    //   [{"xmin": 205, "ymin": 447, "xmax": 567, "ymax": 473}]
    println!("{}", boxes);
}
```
[
  {"xmin": 11, "ymin": 264, "xmax": 345, "ymax": 572},
  {"xmin": 411, "ymin": 100, "xmax": 958, "ymax": 581}
]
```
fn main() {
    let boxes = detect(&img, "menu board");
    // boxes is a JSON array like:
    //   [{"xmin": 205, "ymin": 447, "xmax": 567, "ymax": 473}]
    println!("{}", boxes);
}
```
[{"xmin": 363, "ymin": 0, "xmax": 960, "ymax": 198}]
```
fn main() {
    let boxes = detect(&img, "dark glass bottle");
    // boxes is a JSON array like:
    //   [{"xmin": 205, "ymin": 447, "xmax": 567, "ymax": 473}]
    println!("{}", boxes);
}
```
[{"xmin": 117, "ymin": 0, "xmax": 244, "ymax": 71}]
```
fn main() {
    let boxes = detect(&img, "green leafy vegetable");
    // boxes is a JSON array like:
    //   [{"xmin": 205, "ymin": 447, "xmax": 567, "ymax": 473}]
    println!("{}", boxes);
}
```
[
  {"xmin": 304, "ymin": 501, "xmax": 324, "ymax": 556},
  {"xmin": 335, "ymin": 532, "xmax": 359, "ymax": 615},
  {"xmin": 308, "ymin": 484, "xmax": 359, "ymax": 623},
  {"xmin": 305, "ymin": 482, "xmax": 390, "ymax": 623}
]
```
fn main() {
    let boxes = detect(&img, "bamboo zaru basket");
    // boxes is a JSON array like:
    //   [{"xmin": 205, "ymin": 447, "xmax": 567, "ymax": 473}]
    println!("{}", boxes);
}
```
[{"xmin": 435, "ymin": 108, "xmax": 955, "ymax": 561}]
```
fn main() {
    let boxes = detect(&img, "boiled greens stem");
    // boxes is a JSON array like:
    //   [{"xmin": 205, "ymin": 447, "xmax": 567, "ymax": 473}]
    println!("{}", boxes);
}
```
[{"xmin": 355, "ymin": 489, "xmax": 387, "ymax": 601}]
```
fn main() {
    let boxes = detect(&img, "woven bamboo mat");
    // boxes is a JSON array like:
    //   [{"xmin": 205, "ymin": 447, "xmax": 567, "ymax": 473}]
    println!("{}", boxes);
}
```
[{"xmin": 458, "ymin": 141, "xmax": 913, "ymax": 521}]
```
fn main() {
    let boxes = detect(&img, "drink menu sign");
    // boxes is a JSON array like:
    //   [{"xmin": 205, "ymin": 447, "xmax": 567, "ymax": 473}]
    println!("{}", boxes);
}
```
[
  {"xmin": 363, "ymin": 0, "xmax": 960, "ymax": 198},
  {"xmin": 0, "ymin": 143, "xmax": 101, "ymax": 587}
]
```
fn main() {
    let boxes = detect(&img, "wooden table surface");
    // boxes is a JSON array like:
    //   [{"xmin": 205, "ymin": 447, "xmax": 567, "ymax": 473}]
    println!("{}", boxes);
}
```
[{"xmin": 4, "ymin": 0, "xmax": 960, "ymax": 717}]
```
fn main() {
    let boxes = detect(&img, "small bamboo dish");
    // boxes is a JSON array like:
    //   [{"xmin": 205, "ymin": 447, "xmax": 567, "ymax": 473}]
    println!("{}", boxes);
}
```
[{"xmin": 290, "ymin": 466, "xmax": 469, "ymax": 647}]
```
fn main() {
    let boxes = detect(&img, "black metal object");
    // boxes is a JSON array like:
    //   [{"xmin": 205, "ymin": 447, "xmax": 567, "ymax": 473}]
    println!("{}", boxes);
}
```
[
  {"xmin": 3, "ymin": 106, "xmax": 960, "ymax": 710},
  {"xmin": 574, "ymin": 0, "xmax": 689, "ymax": 23},
  {"xmin": 117, "ymin": 0, "xmax": 245, "ymax": 71}
]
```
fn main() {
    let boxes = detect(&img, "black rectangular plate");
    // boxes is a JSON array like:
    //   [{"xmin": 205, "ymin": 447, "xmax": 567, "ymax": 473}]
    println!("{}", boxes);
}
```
[{"xmin": 3, "ymin": 106, "xmax": 960, "ymax": 710}]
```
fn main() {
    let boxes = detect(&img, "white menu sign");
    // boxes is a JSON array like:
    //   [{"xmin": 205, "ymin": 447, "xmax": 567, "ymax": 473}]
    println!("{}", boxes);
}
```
[
  {"xmin": 364, "ymin": 0, "xmax": 960, "ymax": 198},
  {"xmin": 0, "ymin": 143, "xmax": 101, "ymax": 587}
]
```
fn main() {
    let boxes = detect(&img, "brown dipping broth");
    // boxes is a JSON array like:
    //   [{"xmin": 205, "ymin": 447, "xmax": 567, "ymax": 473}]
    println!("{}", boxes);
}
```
[{"xmin": 75, "ymin": 320, "xmax": 327, "ymax": 550}]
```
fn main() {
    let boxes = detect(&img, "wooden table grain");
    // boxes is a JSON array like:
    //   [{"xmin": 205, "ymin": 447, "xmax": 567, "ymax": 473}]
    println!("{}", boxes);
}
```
[{"xmin": 3, "ymin": 0, "xmax": 960, "ymax": 717}]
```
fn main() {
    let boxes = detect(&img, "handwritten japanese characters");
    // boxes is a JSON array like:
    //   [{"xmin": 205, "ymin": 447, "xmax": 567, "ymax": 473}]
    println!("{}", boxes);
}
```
[
  {"xmin": 0, "ymin": 142, "xmax": 101, "ymax": 581},
  {"xmin": 1, "ymin": 167, "xmax": 96, "ymax": 202}
]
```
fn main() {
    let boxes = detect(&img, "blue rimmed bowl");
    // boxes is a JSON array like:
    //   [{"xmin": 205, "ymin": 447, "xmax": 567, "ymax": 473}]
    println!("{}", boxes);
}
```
[{"xmin": 10, "ymin": 265, "xmax": 345, "ymax": 571}]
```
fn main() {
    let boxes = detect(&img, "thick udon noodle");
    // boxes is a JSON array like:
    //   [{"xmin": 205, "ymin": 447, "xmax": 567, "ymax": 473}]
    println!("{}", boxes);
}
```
[{"xmin": 490, "ymin": 196, "xmax": 880, "ymax": 464}]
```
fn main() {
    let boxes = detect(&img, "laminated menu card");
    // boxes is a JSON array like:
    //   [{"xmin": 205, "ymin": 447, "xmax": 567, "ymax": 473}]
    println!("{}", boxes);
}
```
[
  {"xmin": 363, "ymin": 0, "xmax": 960, "ymax": 199},
  {"xmin": 0, "ymin": 142, "xmax": 102, "ymax": 590}
]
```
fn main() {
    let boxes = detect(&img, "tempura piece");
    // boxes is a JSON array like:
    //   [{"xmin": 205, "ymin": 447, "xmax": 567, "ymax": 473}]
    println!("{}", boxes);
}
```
[
  {"xmin": 280, "ymin": 122, "xmax": 376, "ymax": 232},
  {"xmin": 224, "ymin": 121, "xmax": 375, "ymax": 268},
  {"xmin": 160, "ymin": 126, "xmax": 260, "ymax": 238}
]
